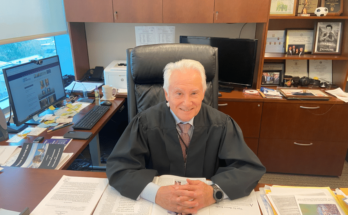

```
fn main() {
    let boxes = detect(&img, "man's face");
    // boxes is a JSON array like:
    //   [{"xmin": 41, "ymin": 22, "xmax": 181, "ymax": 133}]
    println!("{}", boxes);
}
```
[
  {"xmin": 293, "ymin": 46, "xmax": 296, "ymax": 50},
  {"xmin": 165, "ymin": 69, "xmax": 205, "ymax": 122},
  {"xmin": 300, "ymin": 47, "xmax": 303, "ymax": 51},
  {"xmin": 326, "ymin": 26, "xmax": 332, "ymax": 32}
]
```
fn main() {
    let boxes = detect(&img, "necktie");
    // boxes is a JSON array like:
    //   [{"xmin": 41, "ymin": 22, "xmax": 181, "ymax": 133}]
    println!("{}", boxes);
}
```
[{"xmin": 178, "ymin": 123, "xmax": 191, "ymax": 162}]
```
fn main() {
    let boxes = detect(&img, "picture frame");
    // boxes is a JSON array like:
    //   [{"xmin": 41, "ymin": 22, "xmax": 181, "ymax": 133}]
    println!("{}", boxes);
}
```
[
  {"xmin": 321, "ymin": 0, "xmax": 343, "ymax": 16},
  {"xmin": 285, "ymin": 29, "xmax": 314, "ymax": 53},
  {"xmin": 287, "ymin": 44, "xmax": 305, "ymax": 56},
  {"xmin": 313, "ymin": 21, "xmax": 343, "ymax": 55},
  {"xmin": 270, "ymin": 0, "xmax": 298, "ymax": 16},
  {"xmin": 297, "ymin": 0, "xmax": 320, "ymax": 16},
  {"xmin": 261, "ymin": 70, "xmax": 284, "ymax": 86}
]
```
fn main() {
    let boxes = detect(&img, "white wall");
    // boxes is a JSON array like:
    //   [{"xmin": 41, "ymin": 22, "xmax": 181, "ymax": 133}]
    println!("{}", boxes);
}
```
[{"xmin": 85, "ymin": 23, "xmax": 256, "ymax": 68}]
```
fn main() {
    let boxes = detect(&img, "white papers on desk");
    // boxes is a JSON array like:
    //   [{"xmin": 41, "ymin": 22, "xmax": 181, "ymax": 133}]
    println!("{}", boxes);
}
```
[
  {"xmin": 135, "ymin": 26, "xmax": 175, "ymax": 46},
  {"xmin": 65, "ymin": 81, "xmax": 103, "ymax": 93},
  {"xmin": 0, "ymin": 146, "xmax": 18, "ymax": 165},
  {"xmin": 93, "ymin": 185, "xmax": 153, "ymax": 215},
  {"xmin": 0, "ymin": 208, "xmax": 20, "ymax": 215},
  {"xmin": 31, "ymin": 175, "xmax": 108, "ymax": 215},
  {"xmin": 326, "ymin": 88, "xmax": 348, "ymax": 102},
  {"xmin": 309, "ymin": 60, "xmax": 332, "ymax": 83}
]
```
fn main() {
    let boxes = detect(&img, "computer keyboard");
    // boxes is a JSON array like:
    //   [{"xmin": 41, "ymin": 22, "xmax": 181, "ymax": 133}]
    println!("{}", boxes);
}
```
[{"xmin": 73, "ymin": 105, "xmax": 110, "ymax": 130}]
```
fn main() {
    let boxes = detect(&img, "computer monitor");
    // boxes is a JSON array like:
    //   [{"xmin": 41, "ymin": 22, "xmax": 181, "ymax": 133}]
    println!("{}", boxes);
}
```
[
  {"xmin": 180, "ymin": 36, "xmax": 258, "ymax": 87},
  {"xmin": 3, "ymin": 56, "xmax": 66, "ymax": 133}
]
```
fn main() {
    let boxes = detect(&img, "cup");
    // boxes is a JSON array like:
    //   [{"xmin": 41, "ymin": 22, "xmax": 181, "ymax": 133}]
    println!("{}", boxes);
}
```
[{"xmin": 102, "ymin": 85, "xmax": 117, "ymax": 100}]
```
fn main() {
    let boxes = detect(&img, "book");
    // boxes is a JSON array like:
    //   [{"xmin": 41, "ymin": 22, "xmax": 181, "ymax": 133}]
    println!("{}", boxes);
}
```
[
  {"xmin": 10, "ymin": 143, "xmax": 64, "ymax": 169},
  {"xmin": 43, "ymin": 138, "xmax": 72, "ymax": 149},
  {"xmin": 279, "ymin": 89, "xmax": 330, "ymax": 100},
  {"xmin": 93, "ymin": 175, "xmax": 261, "ymax": 215},
  {"xmin": 258, "ymin": 87, "xmax": 282, "ymax": 99}
]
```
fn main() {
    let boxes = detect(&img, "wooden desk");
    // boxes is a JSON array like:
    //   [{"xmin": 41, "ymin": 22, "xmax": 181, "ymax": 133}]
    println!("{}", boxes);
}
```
[
  {"xmin": 0, "ymin": 167, "xmax": 268, "ymax": 213},
  {"xmin": 0, "ymin": 98, "xmax": 125, "ymax": 169},
  {"xmin": 0, "ymin": 167, "xmax": 106, "ymax": 212}
]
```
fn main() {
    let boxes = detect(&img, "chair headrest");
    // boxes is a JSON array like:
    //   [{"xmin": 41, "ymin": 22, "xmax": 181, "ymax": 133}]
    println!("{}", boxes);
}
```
[{"xmin": 129, "ymin": 44, "xmax": 217, "ymax": 84}]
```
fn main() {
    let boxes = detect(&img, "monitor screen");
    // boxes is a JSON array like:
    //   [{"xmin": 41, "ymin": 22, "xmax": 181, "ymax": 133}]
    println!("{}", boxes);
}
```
[
  {"xmin": 180, "ymin": 36, "xmax": 258, "ymax": 87},
  {"xmin": 3, "ymin": 56, "xmax": 66, "ymax": 126}
]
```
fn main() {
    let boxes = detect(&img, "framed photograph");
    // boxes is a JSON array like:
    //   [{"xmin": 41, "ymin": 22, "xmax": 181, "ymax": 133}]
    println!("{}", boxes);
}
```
[
  {"xmin": 270, "ymin": 0, "xmax": 298, "ymax": 16},
  {"xmin": 297, "ymin": 0, "xmax": 320, "ymax": 16},
  {"xmin": 321, "ymin": 0, "xmax": 343, "ymax": 15},
  {"xmin": 285, "ymin": 29, "xmax": 314, "ymax": 53},
  {"xmin": 313, "ymin": 22, "xmax": 343, "ymax": 54},
  {"xmin": 287, "ymin": 44, "xmax": 305, "ymax": 56},
  {"xmin": 261, "ymin": 70, "xmax": 283, "ymax": 86}
]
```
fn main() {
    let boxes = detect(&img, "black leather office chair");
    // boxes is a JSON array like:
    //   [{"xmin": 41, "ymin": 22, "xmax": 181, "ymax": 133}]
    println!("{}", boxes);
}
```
[{"xmin": 126, "ymin": 44, "xmax": 218, "ymax": 122}]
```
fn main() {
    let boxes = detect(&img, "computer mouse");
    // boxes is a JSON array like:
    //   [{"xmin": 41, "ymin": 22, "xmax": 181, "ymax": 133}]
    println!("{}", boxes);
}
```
[{"xmin": 101, "ymin": 101, "xmax": 112, "ymax": 106}]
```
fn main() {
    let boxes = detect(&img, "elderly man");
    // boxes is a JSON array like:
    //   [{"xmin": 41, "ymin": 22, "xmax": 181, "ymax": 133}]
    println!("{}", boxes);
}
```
[{"xmin": 106, "ymin": 59, "xmax": 266, "ymax": 214}]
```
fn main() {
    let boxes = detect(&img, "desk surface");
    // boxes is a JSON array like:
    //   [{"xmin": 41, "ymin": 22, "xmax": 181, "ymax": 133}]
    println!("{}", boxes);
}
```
[
  {"xmin": 0, "ymin": 167, "xmax": 268, "ymax": 213},
  {"xmin": 0, "ymin": 98, "xmax": 125, "ymax": 170}
]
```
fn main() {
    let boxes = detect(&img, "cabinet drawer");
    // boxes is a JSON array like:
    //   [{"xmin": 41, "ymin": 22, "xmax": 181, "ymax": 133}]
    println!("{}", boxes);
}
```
[
  {"xmin": 258, "ymin": 139, "xmax": 348, "ymax": 176},
  {"xmin": 64, "ymin": 0, "xmax": 114, "ymax": 22},
  {"xmin": 218, "ymin": 101, "xmax": 262, "ymax": 138},
  {"xmin": 260, "ymin": 103, "xmax": 348, "ymax": 142},
  {"xmin": 245, "ymin": 138, "xmax": 259, "ymax": 155}
]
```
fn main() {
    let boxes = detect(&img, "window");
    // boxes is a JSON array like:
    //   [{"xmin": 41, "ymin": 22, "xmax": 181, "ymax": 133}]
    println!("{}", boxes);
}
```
[{"xmin": 0, "ymin": 34, "xmax": 74, "ymax": 111}]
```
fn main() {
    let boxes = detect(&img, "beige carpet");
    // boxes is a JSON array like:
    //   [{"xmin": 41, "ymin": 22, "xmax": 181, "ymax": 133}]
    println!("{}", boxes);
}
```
[{"xmin": 259, "ymin": 161, "xmax": 348, "ymax": 188}]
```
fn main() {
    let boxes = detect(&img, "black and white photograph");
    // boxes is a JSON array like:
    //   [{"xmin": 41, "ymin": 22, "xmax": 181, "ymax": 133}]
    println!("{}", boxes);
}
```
[
  {"xmin": 287, "ymin": 44, "xmax": 305, "ymax": 56},
  {"xmin": 261, "ymin": 71, "xmax": 282, "ymax": 86},
  {"xmin": 313, "ymin": 22, "xmax": 343, "ymax": 54}
]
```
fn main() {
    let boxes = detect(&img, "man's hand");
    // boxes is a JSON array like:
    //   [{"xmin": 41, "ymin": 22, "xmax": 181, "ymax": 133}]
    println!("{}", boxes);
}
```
[
  {"xmin": 155, "ymin": 179, "xmax": 216, "ymax": 214},
  {"xmin": 155, "ymin": 185, "xmax": 198, "ymax": 214},
  {"xmin": 176, "ymin": 179, "xmax": 216, "ymax": 212}
]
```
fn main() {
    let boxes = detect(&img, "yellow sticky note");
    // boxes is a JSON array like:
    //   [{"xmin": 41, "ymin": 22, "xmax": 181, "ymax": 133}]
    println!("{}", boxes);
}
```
[
  {"xmin": 49, "ymin": 105, "xmax": 55, "ymax": 110},
  {"xmin": 67, "ymin": 104, "xmax": 73, "ymax": 108},
  {"xmin": 44, "ymin": 120, "xmax": 55, "ymax": 124}
]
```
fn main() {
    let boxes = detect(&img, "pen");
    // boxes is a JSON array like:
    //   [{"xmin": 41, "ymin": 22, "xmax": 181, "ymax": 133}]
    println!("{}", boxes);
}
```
[{"xmin": 47, "ymin": 122, "xmax": 73, "ymax": 132}]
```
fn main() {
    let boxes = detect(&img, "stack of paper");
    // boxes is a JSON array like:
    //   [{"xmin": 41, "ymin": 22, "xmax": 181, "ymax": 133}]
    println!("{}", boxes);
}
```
[
  {"xmin": 258, "ymin": 87, "xmax": 283, "ymax": 99},
  {"xmin": 65, "ymin": 81, "xmax": 103, "ymax": 93},
  {"xmin": 326, "ymin": 88, "xmax": 348, "ymax": 103},
  {"xmin": 256, "ymin": 185, "xmax": 346, "ymax": 215}
]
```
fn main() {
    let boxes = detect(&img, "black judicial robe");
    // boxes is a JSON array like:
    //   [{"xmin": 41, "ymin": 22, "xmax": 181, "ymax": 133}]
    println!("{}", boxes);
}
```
[{"xmin": 106, "ymin": 102, "xmax": 266, "ymax": 200}]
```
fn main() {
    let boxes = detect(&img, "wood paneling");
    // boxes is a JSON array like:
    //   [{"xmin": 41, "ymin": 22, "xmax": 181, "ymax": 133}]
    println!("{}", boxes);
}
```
[
  {"xmin": 260, "ymin": 102, "xmax": 348, "ymax": 142},
  {"xmin": 163, "ymin": 0, "xmax": 214, "ymax": 23},
  {"xmin": 245, "ymin": 138, "xmax": 259, "ymax": 155},
  {"xmin": 64, "ymin": 0, "xmax": 114, "ymax": 22},
  {"xmin": 258, "ymin": 139, "xmax": 348, "ymax": 176},
  {"xmin": 218, "ymin": 101, "xmax": 263, "ymax": 138},
  {"xmin": 214, "ymin": 0, "xmax": 270, "ymax": 23},
  {"xmin": 68, "ymin": 23, "xmax": 90, "ymax": 81},
  {"xmin": 113, "ymin": 0, "xmax": 162, "ymax": 23}
]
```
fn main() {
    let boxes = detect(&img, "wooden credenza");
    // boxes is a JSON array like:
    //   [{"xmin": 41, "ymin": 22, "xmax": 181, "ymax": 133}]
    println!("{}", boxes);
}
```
[{"xmin": 218, "ymin": 90, "xmax": 348, "ymax": 176}]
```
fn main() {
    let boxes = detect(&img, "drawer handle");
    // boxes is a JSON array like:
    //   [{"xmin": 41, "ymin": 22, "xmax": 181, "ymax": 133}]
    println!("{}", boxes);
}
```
[
  {"xmin": 218, "ymin": 103, "xmax": 228, "ymax": 107},
  {"xmin": 300, "ymin": 106, "xmax": 320, "ymax": 109},
  {"xmin": 294, "ymin": 142, "xmax": 313, "ymax": 146}
]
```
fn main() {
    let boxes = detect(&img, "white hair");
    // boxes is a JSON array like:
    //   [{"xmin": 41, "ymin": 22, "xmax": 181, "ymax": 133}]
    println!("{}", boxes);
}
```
[{"xmin": 163, "ymin": 59, "xmax": 207, "ymax": 93}]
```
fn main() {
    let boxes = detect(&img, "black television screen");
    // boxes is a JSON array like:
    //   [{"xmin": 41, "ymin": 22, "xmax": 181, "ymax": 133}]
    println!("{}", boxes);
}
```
[{"xmin": 180, "ymin": 36, "xmax": 258, "ymax": 87}]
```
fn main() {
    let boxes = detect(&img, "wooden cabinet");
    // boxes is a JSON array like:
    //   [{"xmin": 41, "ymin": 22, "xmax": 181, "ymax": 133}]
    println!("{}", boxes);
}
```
[
  {"xmin": 218, "ymin": 101, "xmax": 263, "ymax": 138},
  {"xmin": 163, "ymin": 0, "xmax": 214, "ymax": 23},
  {"xmin": 258, "ymin": 101, "xmax": 348, "ymax": 176},
  {"xmin": 64, "ymin": 0, "xmax": 114, "ymax": 22},
  {"xmin": 260, "ymin": 102, "xmax": 348, "ymax": 142},
  {"xmin": 214, "ymin": 0, "xmax": 270, "ymax": 23},
  {"xmin": 113, "ymin": 0, "xmax": 162, "ymax": 23},
  {"xmin": 258, "ymin": 139, "xmax": 348, "ymax": 176}
]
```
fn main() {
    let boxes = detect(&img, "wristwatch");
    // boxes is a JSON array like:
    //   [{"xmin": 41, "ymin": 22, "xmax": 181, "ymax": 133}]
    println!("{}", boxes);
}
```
[{"xmin": 211, "ymin": 184, "xmax": 224, "ymax": 203}]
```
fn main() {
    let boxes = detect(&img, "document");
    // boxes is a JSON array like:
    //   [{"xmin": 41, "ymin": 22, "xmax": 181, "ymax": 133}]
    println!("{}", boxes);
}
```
[
  {"xmin": 309, "ymin": 60, "xmax": 333, "ymax": 83},
  {"xmin": 135, "ymin": 26, "xmax": 175, "ymax": 46},
  {"xmin": 256, "ymin": 189, "xmax": 275, "ymax": 215},
  {"xmin": 95, "ymin": 175, "xmax": 261, "ymax": 215},
  {"xmin": 93, "ymin": 185, "xmax": 153, "ymax": 215},
  {"xmin": 326, "ymin": 88, "xmax": 348, "ymax": 103},
  {"xmin": 285, "ymin": 60, "xmax": 308, "ymax": 77},
  {"xmin": 296, "ymin": 196, "xmax": 342, "ymax": 215},
  {"xmin": 0, "ymin": 146, "xmax": 18, "ymax": 165},
  {"xmin": 65, "ymin": 81, "xmax": 103, "ymax": 93},
  {"xmin": 286, "ymin": 30, "xmax": 314, "ymax": 53},
  {"xmin": 31, "ymin": 175, "xmax": 108, "ymax": 215}
]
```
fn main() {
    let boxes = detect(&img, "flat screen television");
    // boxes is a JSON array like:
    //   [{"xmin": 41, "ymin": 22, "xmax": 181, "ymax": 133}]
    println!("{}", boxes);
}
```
[{"xmin": 180, "ymin": 36, "xmax": 258, "ymax": 87}]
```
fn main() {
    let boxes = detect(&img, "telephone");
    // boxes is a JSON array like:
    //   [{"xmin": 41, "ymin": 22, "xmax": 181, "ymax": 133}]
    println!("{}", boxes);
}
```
[{"xmin": 82, "ymin": 66, "xmax": 104, "ymax": 81}]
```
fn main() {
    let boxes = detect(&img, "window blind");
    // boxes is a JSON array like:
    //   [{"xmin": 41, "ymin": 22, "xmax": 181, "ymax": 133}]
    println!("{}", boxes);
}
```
[{"xmin": 0, "ymin": 0, "xmax": 67, "ymax": 45}]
